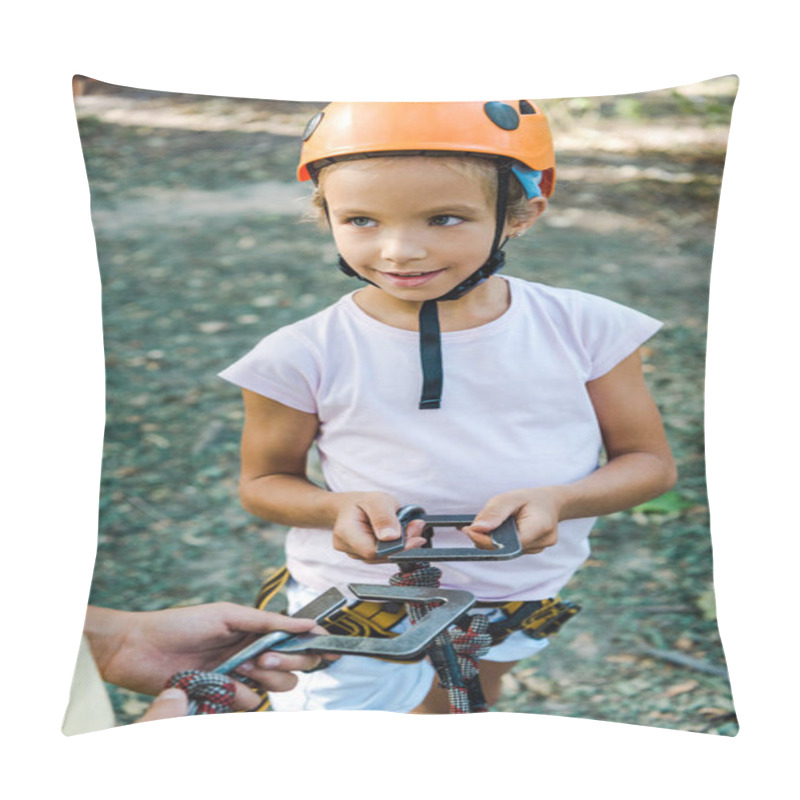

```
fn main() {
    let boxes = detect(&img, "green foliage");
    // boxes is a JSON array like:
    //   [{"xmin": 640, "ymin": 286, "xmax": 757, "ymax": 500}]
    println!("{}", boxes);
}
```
[
  {"xmin": 634, "ymin": 491, "xmax": 696, "ymax": 515},
  {"xmin": 614, "ymin": 97, "xmax": 644, "ymax": 120}
]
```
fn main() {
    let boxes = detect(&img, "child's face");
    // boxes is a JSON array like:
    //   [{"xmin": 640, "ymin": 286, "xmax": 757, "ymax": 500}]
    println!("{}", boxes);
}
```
[{"xmin": 321, "ymin": 156, "xmax": 521, "ymax": 304}]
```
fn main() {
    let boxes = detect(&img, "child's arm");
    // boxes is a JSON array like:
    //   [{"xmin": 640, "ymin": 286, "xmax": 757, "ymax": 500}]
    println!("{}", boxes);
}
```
[
  {"xmin": 462, "ymin": 349, "xmax": 677, "ymax": 553},
  {"xmin": 238, "ymin": 390, "xmax": 427, "ymax": 560}
]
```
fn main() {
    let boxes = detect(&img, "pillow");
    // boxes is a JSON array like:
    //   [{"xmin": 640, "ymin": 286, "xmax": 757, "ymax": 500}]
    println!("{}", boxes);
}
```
[{"xmin": 64, "ymin": 76, "xmax": 738, "ymax": 734}]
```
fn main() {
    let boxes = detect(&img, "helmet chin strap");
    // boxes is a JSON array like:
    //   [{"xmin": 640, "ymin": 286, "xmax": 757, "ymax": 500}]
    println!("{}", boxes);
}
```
[
  {"xmin": 416, "ymin": 248, "xmax": 506, "ymax": 409},
  {"xmin": 338, "ymin": 160, "xmax": 513, "ymax": 410}
]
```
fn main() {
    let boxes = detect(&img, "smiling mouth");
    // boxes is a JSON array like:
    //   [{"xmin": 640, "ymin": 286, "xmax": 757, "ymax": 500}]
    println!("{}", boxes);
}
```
[{"xmin": 382, "ymin": 270, "xmax": 442, "ymax": 277}]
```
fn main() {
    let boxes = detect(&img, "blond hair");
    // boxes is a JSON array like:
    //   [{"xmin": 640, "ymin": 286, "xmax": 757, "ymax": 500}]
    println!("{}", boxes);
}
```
[{"xmin": 306, "ymin": 154, "xmax": 534, "ymax": 228}]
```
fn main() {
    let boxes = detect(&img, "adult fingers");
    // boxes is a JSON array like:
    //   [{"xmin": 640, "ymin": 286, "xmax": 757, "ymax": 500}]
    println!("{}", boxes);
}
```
[
  {"xmin": 137, "ymin": 688, "xmax": 189, "ymax": 722},
  {"xmin": 251, "ymin": 650, "xmax": 328, "ymax": 674},
  {"xmin": 227, "ymin": 680, "xmax": 271, "ymax": 710},
  {"xmin": 218, "ymin": 605, "xmax": 320, "ymax": 636},
  {"xmin": 234, "ymin": 669, "xmax": 300, "ymax": 700}
]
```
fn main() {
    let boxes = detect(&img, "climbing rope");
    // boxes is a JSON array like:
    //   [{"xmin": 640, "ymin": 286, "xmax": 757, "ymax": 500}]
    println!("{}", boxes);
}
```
[
  {"xmin": 449, "ymin": 614, "xmax": 493, "ymax": 713},
  {"xmin": 166, "ymin": 670, "xmax": 237, "ymax": 715},
  {"xmin": 390, "ymin": 560, "xmax": 492, "ymax": 713}
]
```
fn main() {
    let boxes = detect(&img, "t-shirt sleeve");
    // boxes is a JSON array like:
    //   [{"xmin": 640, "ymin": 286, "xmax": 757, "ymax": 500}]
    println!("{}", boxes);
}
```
[
  {"xmin": 218, "ymin": 327, "xmax": 320, "ymax": 414},
  {"xmin": 575, "ymin": 291, "xmax": 663, "ymax": 380}
]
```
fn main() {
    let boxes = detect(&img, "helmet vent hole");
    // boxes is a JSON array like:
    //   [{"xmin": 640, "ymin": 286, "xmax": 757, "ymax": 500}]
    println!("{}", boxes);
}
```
[
  {"xmin": 483, "ymin": 102, "xmax": 520, "ymax": 130},
  {"xmin": 519, "ymin": 100, "xmax": 536, "ymax": 115},
  {"xmin": 302, "ymin": 112, "xmax": 324, "ymax": 141}
]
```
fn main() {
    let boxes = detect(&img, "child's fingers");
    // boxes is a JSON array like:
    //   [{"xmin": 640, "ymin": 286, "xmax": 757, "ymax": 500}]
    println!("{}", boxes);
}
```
[
  {"xmin": 334, "ymin": 494, "xmax": 432, "ymax": 560},
  {"xmin": 464, "ymin": 496, "xmax": 520, "ymax": 536},
  {"xmin": 400, "ymin": 518, "xmax": 428, "ymax": 550},
  {"xmin": 405, "ymin": 518, "xmax": 427, "ymax": 538},
  {"xmin": 404, "ymin": 538, "xmax": 428, "ymax": 549},
  {"xmin": 462, "ymin": 528, "xmax": 499, "ymax": 551},
  {"xmin": 520, "ymin": 526, "xmax": 558, "ymax": 553},
  {"xmin": 367, "ymin": 508, "xmax": 403, "ymax": 541},
  {"xmin": 333, "ymin": 503, "xmax": 384, "ymax": 559}
]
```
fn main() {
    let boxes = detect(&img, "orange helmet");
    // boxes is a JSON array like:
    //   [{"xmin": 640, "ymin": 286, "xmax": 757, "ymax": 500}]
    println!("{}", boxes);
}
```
[{"xmin": 298, "ymin": 100, "xmax": 555, "ymax": 197}]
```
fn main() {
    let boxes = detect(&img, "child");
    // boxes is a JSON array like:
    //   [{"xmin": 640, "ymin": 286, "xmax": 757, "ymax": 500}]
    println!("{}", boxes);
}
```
[{"xmin": 219, "ymin": 100, "xmax": 677, "ymax": 713}]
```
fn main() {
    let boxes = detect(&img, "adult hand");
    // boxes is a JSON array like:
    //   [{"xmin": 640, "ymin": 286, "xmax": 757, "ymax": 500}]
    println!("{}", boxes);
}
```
[
  {"xmin": 461, "ymin": 487, "xmax": 564, "ymax": 555},
  {"xmin": 85, "ymin": 602, "xmax": 332, "ymax": 710},
  {"xmin": 332, "ymin": 492, "xmax": 428, "ymax": 561}
]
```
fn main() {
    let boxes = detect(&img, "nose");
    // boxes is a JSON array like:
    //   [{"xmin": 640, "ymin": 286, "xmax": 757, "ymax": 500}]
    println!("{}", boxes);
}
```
[{"xmin": 380, "ymin": 228, "xmax": 427, "ymax": 265}]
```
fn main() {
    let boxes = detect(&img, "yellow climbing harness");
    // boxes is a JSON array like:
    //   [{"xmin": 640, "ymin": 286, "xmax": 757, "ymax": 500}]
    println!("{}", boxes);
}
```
[
  {"xmin": 248, "ymin": 566, "xmax": 580, "ymax": 712},
  {"xmin": 255, "ymin": 566, "xmax": 580, "ymax": 655}
]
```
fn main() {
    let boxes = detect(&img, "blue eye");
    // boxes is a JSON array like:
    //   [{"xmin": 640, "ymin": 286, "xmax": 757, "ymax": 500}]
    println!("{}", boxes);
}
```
[{"xmin": 347, "ymin": 217, "xmax": 376, "ymax": 228}]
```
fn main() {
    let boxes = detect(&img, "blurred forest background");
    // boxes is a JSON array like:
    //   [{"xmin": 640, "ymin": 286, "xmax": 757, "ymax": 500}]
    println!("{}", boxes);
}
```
[{"xmin": 72, "ymin": 75, "xmax": 738, "ymax": 732}]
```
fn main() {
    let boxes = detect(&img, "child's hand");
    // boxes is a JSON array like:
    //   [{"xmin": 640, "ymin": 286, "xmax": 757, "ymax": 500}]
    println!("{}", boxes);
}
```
[
  {"xmin": 461, "ymin": 488, "xmax": 564, "ymax": 555},
  {"xmin": 332, "ymin": 492, "xmax": 428, "ymax": 562}
]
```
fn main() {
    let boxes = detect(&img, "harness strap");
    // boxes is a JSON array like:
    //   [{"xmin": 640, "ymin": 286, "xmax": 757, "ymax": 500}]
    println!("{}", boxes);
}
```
[
  {"xmin": 254, "ymin": 567, "xmax": 581, "ymax": 651},
  {"xmin": 255, "ymin": 565, "xmax": 292, "ymax": 612},
  {"xmin": 249, "ymin": 567, "xmax": 293, "ymax": 711},
  {"xmin": 478, "ymin": 598, "xmax": 582, "ymax": 643},
  {"xmin": 320, "ymin": 599, "xmax": 408, "ymax": 640}
]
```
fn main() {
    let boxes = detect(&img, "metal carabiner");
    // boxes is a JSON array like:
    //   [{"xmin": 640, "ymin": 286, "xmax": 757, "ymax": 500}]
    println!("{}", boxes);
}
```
[
  {"xmin": 375, "ymin": 504, "xmax": 523, "ymax": 562},
  {"xmin": 270, "ymin": 583, "xmax": 476, "ymax": 660}
]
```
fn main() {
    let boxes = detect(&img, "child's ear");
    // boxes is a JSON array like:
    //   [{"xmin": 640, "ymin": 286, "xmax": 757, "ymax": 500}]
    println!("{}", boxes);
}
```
[{"xmin": 506, "ymin": 197, "xmax": 547, "ymax": 239}]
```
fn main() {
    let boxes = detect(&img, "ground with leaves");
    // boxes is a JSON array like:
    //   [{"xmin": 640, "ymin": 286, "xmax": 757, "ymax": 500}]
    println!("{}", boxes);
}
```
[{"xmin": 74, "ymin": 77, "xmax": 738, "ymax": 733}]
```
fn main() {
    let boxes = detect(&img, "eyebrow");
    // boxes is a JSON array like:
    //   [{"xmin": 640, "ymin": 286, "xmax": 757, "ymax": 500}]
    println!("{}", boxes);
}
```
[
  {"xmin": 424, "ymin": 204, "xmax": 485, "ymax": 216},
  {"xmin": 330, "ymin": 203, "xmax": 486, "ymax": 218}
]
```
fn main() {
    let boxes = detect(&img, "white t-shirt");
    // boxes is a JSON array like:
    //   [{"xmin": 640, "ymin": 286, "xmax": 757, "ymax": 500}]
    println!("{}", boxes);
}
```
[{"xmin": 219, "ymin": 276, "xmax": 662, "ymax": 602}]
